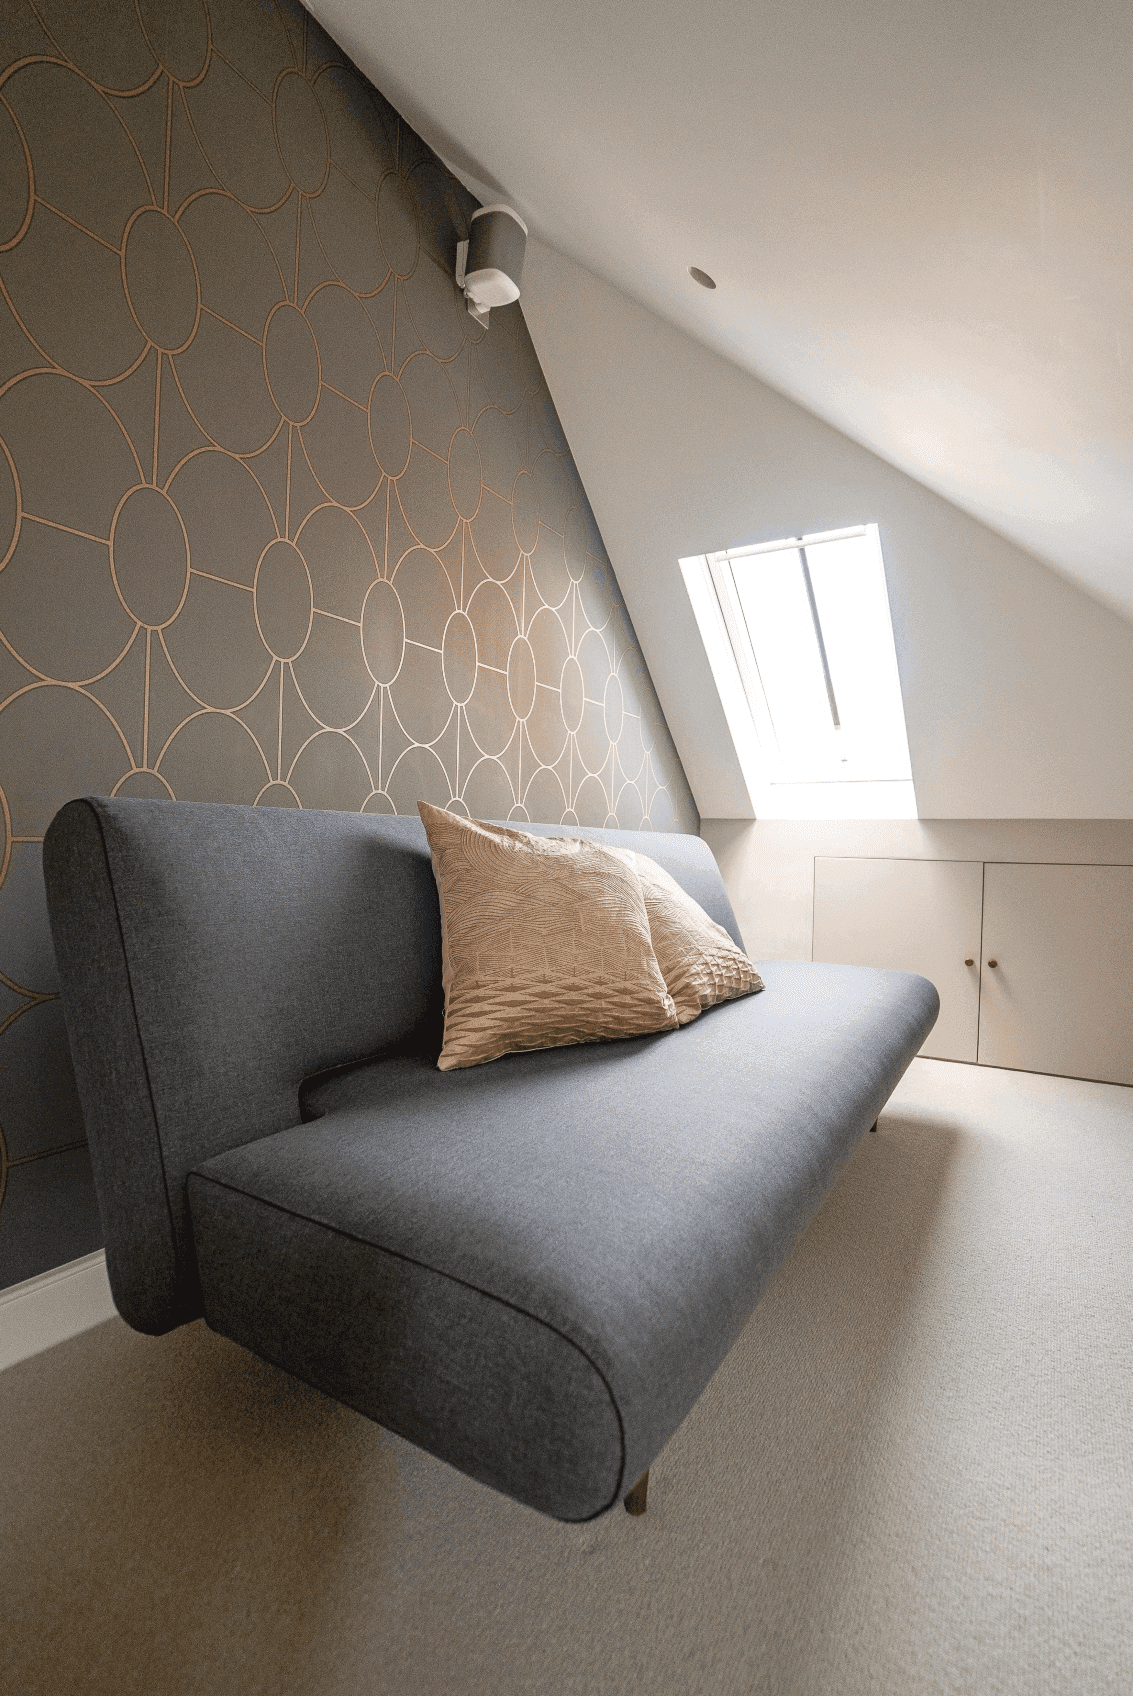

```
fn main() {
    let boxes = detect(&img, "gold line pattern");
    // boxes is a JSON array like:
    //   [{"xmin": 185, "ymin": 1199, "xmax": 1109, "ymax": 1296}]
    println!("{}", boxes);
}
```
[{"xmin": 0, "ymin": 0, "xmax": 697, "ymax": 1289}]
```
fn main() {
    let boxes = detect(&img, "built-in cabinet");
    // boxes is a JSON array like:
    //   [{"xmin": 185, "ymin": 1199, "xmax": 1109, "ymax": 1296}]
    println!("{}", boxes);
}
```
[{"xmin": 812, "ymin": 857, "xmax": 1133, "ymax": 1085}]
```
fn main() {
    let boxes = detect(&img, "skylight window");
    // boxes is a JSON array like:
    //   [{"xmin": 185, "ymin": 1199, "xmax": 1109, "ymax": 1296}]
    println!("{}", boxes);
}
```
[{"xmin": 681, "ymin": 525, "xmax": 917, "ymax": 818}]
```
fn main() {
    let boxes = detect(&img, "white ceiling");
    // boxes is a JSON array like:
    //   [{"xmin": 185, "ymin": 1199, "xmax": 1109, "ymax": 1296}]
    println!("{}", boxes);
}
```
[{"xmin": 308, "ymin": 0, "xmax": 1133, "ymax": 622}]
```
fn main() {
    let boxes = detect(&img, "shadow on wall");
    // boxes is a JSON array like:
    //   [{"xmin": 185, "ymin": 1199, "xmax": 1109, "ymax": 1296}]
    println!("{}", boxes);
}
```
[
  {"xmin": 0, "ymin": 0, "xmax": 696, "ymax": 1288},
  {"xmin": 0, "ymin": 1108, "xmax": 961, "ymax": 1695}
]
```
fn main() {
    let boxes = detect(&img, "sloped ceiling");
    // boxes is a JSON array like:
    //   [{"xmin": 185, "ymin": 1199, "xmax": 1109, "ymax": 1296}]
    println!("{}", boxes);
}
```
[{"xmin": 308, "ymin": 0, "xmax": 1133, "ymax": 622}]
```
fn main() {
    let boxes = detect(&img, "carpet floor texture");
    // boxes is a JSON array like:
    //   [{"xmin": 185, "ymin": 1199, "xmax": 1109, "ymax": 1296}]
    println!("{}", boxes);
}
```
[{"xmin": 2, "ymin": 1058, "xmax": 1131, "ymax": 1695}]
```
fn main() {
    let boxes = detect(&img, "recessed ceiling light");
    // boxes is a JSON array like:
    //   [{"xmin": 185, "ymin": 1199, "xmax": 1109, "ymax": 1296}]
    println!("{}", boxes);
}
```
[{"xmin": 689, "ymin": 267, "xmax": 716, "ymax": 290}]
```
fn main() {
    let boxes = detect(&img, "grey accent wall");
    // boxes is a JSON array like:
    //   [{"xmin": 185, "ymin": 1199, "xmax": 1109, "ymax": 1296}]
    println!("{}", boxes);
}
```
[{"xmin": 0, "ymin": 0, "xmax": 696, "ymax": 1291}]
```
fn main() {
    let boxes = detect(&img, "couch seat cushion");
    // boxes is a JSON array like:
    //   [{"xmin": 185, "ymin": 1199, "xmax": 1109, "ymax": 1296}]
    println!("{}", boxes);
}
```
[{"xmin": 187, "ymin": 960, "xmax": 938, "ymax": 1521}]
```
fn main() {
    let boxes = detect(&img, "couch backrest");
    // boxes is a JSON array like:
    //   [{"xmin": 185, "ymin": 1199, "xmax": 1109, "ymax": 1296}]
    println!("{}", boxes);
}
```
[{"xmin": 43, "ymin": 798, "xmax": 742, "ymax": 1335}]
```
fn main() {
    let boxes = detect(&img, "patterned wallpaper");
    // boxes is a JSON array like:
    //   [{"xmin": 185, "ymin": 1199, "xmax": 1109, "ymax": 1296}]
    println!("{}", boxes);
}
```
[{"xmin": 0, "ymin": 0, "xmax": 697, "ymax": 1291}]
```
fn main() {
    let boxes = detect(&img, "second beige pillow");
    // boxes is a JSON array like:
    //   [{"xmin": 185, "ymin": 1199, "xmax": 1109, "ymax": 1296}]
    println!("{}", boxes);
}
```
[
  {"xmin": 418, "ymin": 803, "xmax": 678, "ymax": 1071},
  {"xmin": 614, "ymin": 849, "xmax": 764, "ymax": 1025}
]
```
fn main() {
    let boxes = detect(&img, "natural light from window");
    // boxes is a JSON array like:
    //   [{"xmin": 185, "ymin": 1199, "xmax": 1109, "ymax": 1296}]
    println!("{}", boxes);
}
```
[{"xmin": 681, "ymin": 525, "xmax": 917, "ymax": 819}]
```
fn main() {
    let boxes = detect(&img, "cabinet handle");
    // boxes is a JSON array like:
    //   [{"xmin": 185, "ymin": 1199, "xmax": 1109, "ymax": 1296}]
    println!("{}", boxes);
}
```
[
  {"xmin": 987, "ymin": 959, "xmax": 998, "ymax": 968},
  {"xmin": 964, "ymin": 958, "xmax": 974, "ymax": 966}
]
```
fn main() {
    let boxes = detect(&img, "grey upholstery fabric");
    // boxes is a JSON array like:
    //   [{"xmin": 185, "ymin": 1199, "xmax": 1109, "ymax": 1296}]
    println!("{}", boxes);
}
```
[
  {"xmin": 44, "ymin": 799, "xmax": 444, "ymax": 1330},
  {"xmin": 42, "ymin": 799, "xmax": 742, "ymax": 1333},
  {"xmin": 188, "ymin": 961, "xmax": 939, "ymax": 1521},
  {"xmin": 38, "ymin": 802, "xmax": 181, "ymax": 1332},
  {"xmin": 45, "ymin": 795, "xmax": 939, "ymax": 1519}
]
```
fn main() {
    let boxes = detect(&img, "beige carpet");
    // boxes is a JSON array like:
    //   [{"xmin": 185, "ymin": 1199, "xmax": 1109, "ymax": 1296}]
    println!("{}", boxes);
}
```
[{"xmin": 3, "ymin": 1059, "xmax": 1132, "ymax": 1696}]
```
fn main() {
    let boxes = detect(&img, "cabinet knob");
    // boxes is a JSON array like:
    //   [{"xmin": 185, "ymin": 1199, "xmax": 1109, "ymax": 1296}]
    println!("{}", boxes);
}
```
[
  {"xmin": 987, "ymin": 959, "xmax": 998, "ymax": 968},
  {"xmin": 964, "ymin": 958, "xmax": 974, "ymax": 966}
]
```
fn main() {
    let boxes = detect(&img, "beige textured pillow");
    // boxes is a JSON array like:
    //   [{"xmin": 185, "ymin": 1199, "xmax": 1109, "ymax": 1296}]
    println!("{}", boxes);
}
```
[
  {"xmin": 614, "ymin": 849, "xmax": 764, "ymax": 1025},
  {"xmin": 418, "ymin": 803, "xmax": 678, "ymax": 1071}
]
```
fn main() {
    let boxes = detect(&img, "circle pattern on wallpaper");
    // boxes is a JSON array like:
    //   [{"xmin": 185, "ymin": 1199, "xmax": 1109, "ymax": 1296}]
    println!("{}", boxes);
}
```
[
  {"xmin": 114, "ymin": 768, "xmax": 175, "ymax": 799},
  {"xmin": 564, "ymin": 507, "xmax": 591, "ymax": 583},
  {"xmin": 0, "ymin": 440, "xmax": 19, "ymax": 569},
  {"xmin": 507, "ymin": 635, "xmax": 536, "ymax": 722},
  {"xmin": 123, "ymin": 208, "xmax": 199, "ymax": 352},
  {"xmin": 361, "ymin": 578, "xmax": 405, "ymax": 685},
  {"xmin": 34, "ymin": 0, "xmax": 157, "ymax": 94},
  {"xmin": 0, "ymin": 100, "xmax": 32, "ymax": 250},
  {"xmin": 273, "ymin": 70, "xmax": 330, "ymax": 196},
  {"xmin": 135, "ymin": 0, "xmax": 210, "ymax": 84},
  {"xmin": 264, "ymin": 302, "xmax": 321, "ymax": 424},
  {"xmin": 368, "ymin": 373, "xmax": 412, "ymax": 479},
  {"xmin": 0, "ymin": 0, "xmax": 697, "ymax": 1271},
  {"xmin": 110, "ymin": 485, "xmax": 190, "ymax": 627},
  {"xmin": 511, "ymin": 468, "xmax": 539, "ymax": 554},
  {"xmin": 448, "ymin": 427, "xmax": 482, "ymax": 520},
  {"xmin": 255, "ymin": 540, "xmax": 313, "ymax": 661},
  {"xmin": 442, "ymin": 610, "xmax": 477, "ymax": 705},
  {"xmin": 560, "ymin": 655, "xmax": 585, "ymax": 734},
  {"xmin": 603, "ymin": 671, "xmax": 624, "ymax": 744},
  {"xmin": 255, "ymin": 780, "xmax": 301, "ymax": 808}
]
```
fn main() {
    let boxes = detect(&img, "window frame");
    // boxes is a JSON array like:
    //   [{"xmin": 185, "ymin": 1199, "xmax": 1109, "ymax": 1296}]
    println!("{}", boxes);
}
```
[
  {"xmin": 680, "ymin": 523, "xmax": 918, "ymax": 820},
  {"xmin": 706, "ymin": 523, "xmax": 912, "ymax": 790}
]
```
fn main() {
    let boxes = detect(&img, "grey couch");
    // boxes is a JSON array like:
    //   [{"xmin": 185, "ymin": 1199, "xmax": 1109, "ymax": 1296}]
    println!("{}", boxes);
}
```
[{"xmin": 43, "ymin": 797, "xmax": 938, "ymax": 1522}]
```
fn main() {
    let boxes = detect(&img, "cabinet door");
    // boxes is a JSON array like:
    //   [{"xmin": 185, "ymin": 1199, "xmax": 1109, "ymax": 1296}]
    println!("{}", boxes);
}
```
[
  {"xmin": 812, "ymin": 858, "xmax": 983, "ymax": 1062},
  {"xmin": 978, "ymin": 863, "xmax": 1133, "ymax": 1084}
]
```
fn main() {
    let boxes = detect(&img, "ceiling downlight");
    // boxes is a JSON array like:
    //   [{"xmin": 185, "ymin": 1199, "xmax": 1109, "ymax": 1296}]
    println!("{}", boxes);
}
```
[{"xmin": 688, "ymin": 266, "xmax": 716, "ymax": 289}]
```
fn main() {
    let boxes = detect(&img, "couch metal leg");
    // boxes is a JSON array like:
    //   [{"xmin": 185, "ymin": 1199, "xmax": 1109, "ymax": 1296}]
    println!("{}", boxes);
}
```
[
  {"xmin": 624, "ymin": 1470, "xmax": 649, "ymax": 1516},
  {"xmin": 868, "ymin": 1121, "xmax": 878, "ymax": 1133}
]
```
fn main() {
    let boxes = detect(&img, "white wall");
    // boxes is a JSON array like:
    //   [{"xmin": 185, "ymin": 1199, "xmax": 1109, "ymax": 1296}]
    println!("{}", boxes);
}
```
[
  {"xmin": 522, "ymin": 239, "xmax": 1133, "ymax": 821},
  {"xmin": 702, "ymin": 817, "xmax": 1133, "ymax": 963}
]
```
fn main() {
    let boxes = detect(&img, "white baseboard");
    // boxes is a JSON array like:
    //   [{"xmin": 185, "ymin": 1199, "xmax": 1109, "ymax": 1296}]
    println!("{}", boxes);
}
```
[{"xmin": 0, "ymin": 1249, "xmax": 118, "ymax": 1373}]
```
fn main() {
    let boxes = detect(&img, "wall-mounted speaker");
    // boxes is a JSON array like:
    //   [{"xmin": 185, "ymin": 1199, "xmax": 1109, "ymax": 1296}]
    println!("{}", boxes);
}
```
[{"xmin": 455, "ymin": 204, "xmax": 528, "ymax": 327}]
